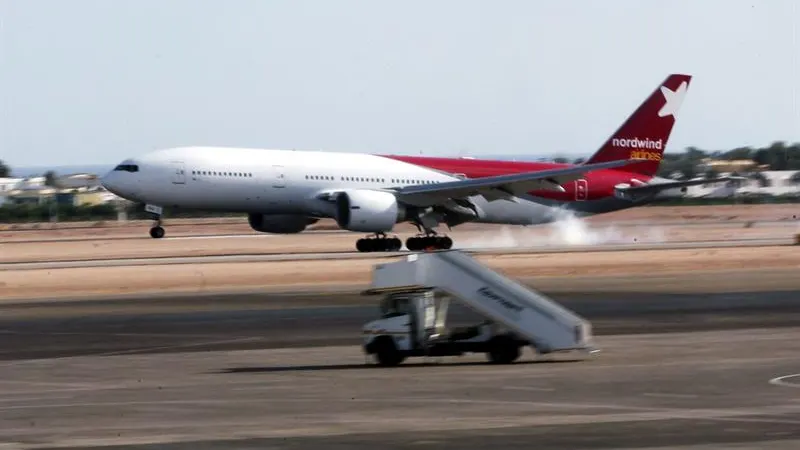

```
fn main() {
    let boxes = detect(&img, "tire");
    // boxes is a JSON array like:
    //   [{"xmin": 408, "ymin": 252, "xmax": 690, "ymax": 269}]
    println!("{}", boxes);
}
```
[
  {"xmin": 487, "ymin": 335, "xmax": 521, "ymax": 364},
  {"xmin": 440, "ymin": 236, "xmax": 453, "ymax": 249},
  {"xmin": 390, "ymin": 238, "xmax": 402, "ymax": 251},
  {"xmin": 373, "ymin": 336, "xmax": 405, "ymax": 367},
  {"xmin": 149, "ymin": 226, "xmax": 165, "ymax": 239},
  {"xmin": 405, "ymin": 237, "xmax": 420, "ymax": 252}
]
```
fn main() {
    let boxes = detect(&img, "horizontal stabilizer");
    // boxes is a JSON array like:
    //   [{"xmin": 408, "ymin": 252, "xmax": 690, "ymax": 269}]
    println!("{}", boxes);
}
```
[
  {"xmin": 614, "ymin": 176, "xmax": 745, "ymax": 201},
  {"xmin": 617, "ymin": 176, "xmax": 744, "ymax": 195}
]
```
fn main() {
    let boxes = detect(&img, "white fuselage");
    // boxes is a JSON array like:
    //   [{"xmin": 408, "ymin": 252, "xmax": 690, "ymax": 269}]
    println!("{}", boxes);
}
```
[{"xmin": 101, "ymin": 146, "xmax": 586, "ymax": 227}]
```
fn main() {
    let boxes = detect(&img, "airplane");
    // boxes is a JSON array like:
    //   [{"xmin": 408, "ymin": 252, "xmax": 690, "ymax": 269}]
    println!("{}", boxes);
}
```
[{"xmin": 101, "ymin": 73, "xmax": 736, "ymax": 252}]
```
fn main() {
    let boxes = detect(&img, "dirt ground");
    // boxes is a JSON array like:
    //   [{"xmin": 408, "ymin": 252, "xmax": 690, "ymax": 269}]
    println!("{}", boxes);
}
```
[
  {"xmin": 2, "ymin": 245, "xmax": 799, "ymax": 301},
  {"xmin": 2, "ymin": 204, "xmax": 798, "ymax": 241},
  {"xmin": 1, "ymin": 203, "xmax": 799, "ymax": 263},
  {"xmin": 2, "ymin": 204, "xmax": 798, "ymax": 301}
]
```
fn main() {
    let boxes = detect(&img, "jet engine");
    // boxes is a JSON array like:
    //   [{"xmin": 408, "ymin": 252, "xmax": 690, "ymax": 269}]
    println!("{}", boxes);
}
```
[
  {"xmin": 334, "ymin": 189, "xmax": 407, "ymax": 232},
  {"xmin": 247, "ymin": 213, "xmax": 318, "ymax": 234}
]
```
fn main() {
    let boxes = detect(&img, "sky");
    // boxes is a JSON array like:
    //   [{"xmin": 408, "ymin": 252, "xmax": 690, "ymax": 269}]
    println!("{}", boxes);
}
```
[{"xmin": 1, "ymin": 0, "xmax": 798, "ymax": 169}]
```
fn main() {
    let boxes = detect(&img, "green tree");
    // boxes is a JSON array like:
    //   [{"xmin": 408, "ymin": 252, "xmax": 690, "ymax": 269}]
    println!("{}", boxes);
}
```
[
  {"xmin": 684, "ymin": 146, "xmax": 707, "ymax": 162},
  {"xmin": 0, "ymin": 160, "xmax": 9, "ymax": 177},
  {"xmin": 752, "ymin": 148, "xmax": 771, "ymax": 166},
  {"xmin": 721, "ymin": 147, "xmax": 753, "ymax": 160},
  {"xmin": 678, "ymin": 141, "xmax": 800, "ymax": 171},
  {"xmin": 786, "ymin": 142, "xmax": 800, "ymax": 170},
  {"xmin": 44, "ymin": 170, "xmax": 59, "ymax": 187},
  {"xmin": 766, "ymin": 141, "xmax": 788, "ymax": 170}
]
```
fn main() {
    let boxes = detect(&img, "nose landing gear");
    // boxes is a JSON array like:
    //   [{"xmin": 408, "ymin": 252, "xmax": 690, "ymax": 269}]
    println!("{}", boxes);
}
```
[
  {"xmin": 146, "ymin": 204, "xmax": 165, "ymax": 239},
  {"xmin": 149, "ymin": 223, "xmax": 165, "ymax": 239}
]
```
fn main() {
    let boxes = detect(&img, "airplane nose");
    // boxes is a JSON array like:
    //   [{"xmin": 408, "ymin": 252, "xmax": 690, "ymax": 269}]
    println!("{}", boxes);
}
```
[
  {"xmin": 100, "ymin": 172, "xmax": 117, "ymax": 191},
  {"xmin": 100, "ymin": 172, "xmax": 127, "ymax": 197}
]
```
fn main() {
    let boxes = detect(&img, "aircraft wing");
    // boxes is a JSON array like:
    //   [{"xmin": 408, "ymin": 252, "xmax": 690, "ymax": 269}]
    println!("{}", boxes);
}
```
[{"xmin": 392, "ymin": 158, "xmax": 645, "ymax": 207}]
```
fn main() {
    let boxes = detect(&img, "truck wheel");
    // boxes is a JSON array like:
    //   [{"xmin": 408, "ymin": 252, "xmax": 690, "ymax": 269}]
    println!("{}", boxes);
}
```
[
  {"xmin": 487, "ymin": 336, "xmax": 521, "ymax": 364},
  {"xmin": 373, "ymin": 336, "xmax": 405, "ymax": 367}
]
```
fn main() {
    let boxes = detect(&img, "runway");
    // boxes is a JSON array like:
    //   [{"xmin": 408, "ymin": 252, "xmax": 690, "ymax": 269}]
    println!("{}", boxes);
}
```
[
  {"xmin": 0, "ymin": 238, "xmax": 794, "ymax": 270},
  {"xmin": 0, "ymin": 229, "xmax": 350, "ymax": 244},
  {"xmin": 2, "ymin": 290, "xmax": 800, "ymax": 360},
  {"xmin": 1, "ymin": 289, "xmax": 800, "ymax": 448},
  {"xmin": 3, "ymin": 218, "xmax": 797, "ymax": 244}
]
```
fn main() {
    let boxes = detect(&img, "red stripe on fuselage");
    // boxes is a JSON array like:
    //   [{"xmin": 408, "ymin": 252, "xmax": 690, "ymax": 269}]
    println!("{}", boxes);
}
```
[{"xmin": 380, "ymin": 154, "xmax": 652, "ymax": 202}]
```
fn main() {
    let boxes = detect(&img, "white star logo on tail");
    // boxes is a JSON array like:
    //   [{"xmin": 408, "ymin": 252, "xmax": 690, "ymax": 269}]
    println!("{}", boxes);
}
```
[{"xmin": 657, "ymin": 81, "xmax": 688, "ymax": 118}]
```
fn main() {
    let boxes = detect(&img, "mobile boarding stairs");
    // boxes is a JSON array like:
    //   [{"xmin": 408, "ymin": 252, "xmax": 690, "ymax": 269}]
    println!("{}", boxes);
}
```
[{"xmin": 361, "ymin": 250, "xmax": 597, "ymax": 367}]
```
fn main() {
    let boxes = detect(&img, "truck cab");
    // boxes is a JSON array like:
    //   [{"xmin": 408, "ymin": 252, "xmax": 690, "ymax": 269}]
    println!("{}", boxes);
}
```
[{"xmin": 362, "ymin": 291, "xmax": 526, "ymax": 367}]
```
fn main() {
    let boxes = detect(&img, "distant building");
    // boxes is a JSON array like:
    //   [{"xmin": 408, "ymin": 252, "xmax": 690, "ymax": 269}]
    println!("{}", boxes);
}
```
[
  {"xmin": 698, "ymin": 158, "xmax": 766, "ymax": 173},
  {"xmin": 678, "ymin": 170, "xmax": 800, "ymax": 198},
  {"xmin": 55, "ymin": 173, "xmax": 101, "ymax": 189},
  {"xmin": 0, "ymin": 177, "xmax": 24, "ymax": 193},
  {"xmin": 6, "ymin": 187, "xmax": 57, "ymax": 205},
  {"xmin": 14, "ymin": 176, "xmax": 46, "ymax": 190},
  {"xmin": 54, "ymin": 188, "xmax": 110, "ymax": 206},
  {"xmin": 3, "ymin": 178, "xmax": 118, "ymax": 207}
]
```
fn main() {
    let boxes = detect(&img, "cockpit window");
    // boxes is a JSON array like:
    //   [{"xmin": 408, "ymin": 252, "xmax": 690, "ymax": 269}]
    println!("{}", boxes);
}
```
[{"xmin": 114, "ymin": 164, "xmax": 139, "ymax": 172}]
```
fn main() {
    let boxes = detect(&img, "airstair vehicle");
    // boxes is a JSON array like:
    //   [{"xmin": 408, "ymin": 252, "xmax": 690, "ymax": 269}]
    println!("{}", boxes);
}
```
[{"xmin": 361, "ymin": 250, "xmax": 597, "ymax": 366}]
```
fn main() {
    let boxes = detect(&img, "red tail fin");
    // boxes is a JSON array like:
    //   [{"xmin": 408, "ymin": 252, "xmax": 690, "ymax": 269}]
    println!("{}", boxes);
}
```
[{"xmin": 584, "ymin": 74, "xmax": 691, "ymax": 177}]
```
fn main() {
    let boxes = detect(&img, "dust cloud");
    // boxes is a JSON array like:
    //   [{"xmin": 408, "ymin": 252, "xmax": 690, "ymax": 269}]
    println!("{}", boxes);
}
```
[{"xmin": 455, "ymin": 209, "xmax": 666, "ymax": 249}]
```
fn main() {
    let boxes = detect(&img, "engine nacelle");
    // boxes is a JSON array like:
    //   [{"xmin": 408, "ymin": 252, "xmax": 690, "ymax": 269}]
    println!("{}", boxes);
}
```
[
  {"xmin": 247, "ymin": 213, "xmax": 318, "ymax": 234},
  {"xmin": 334, "ymin": 189, "xmax": 406, "ymax": 232}
]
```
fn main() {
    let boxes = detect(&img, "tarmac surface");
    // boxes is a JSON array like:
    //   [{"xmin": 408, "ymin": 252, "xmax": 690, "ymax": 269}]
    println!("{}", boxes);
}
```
[{"xmin": 1, "ymin": 289, "xmax": 800, "ymax": 448}]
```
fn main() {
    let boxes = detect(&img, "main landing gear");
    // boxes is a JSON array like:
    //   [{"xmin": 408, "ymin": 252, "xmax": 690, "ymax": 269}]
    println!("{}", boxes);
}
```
[
  {"xmin": 405, "ymin": 224, "xmax": 453, "ymax": 252},
  {"xmin": 354, "ymin": 232, "xmax": 454, "ymax": 252},
  {"xmin": 405, "ymin": 235, "xmax": 453, "ymax": 252},
  {"xmin": 356, "ymin": 233, "xmax": 402, "ymax": 252}
]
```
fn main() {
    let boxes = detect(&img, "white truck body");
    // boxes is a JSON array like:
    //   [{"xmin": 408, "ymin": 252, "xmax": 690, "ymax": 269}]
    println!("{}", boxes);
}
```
[{"xmin": 361, "ymin": 250, "xmax": 595, "ymax": 365}]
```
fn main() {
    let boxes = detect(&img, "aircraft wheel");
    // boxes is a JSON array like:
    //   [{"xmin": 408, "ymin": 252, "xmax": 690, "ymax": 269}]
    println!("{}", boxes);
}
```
[
  {"xmin": 149, "ymin": 226, "xmax": 165, "ymax": 239},
  {"xmin": 357, "ymin": 237, "xmax": 401, "ymax": 252},
  {"xmin": 356, "ymin": 238, "xmax": 371, "ymax": 252},
  {"xmin": 406, "ymin": 236, "xmax": 451, "ymax": 251},
  {"xmin": 405, "ymin": 237, "xmax": 421, "ymax": 251},
  {"xmin": 389, "ymin": 237, "xmax": 402, "ymax": 251}
]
